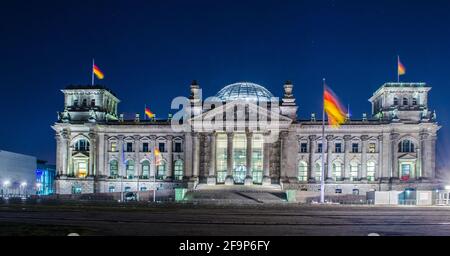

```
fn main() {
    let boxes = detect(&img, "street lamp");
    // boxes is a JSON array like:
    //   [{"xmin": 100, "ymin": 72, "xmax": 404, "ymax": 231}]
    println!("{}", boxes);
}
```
[
  {"xmin": 3, "ymin": 180, "xmax": 10, "ymax": 197},
  {"xmin": 20, "ymin": 182, "xmax": 27, "ymax": 197}
]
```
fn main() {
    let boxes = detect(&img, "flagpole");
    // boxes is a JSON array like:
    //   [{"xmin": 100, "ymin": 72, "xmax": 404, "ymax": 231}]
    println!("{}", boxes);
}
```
[
  {"xmin": 397, "ymin": 55, "xmax": 400, "ymax": 83},
  {"xmin": 144, "ymin": 104, "xmax": 147, "ymax": 120},
  {"xmin": 92, "ymin": 58, "xmax": 95, "ymax": 86},
  {"xmin": 320, "ymin": 78, "xmax": 326, "ymax": 204}
]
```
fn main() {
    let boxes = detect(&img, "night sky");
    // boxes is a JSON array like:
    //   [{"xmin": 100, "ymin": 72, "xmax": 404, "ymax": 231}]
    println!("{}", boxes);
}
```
[{"xmin": 1, "ymin": 0, "xmax": 450, "ymax": 169}]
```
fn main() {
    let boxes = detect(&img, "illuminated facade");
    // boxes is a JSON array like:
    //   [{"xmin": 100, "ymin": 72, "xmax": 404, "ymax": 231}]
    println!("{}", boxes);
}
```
[{"xmin": 52, "ymin": 81, "xmax": 440, "ymax": 195}]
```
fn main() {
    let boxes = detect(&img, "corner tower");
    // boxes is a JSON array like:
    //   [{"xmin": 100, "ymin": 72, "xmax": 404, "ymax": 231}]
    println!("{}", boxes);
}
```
[
  {"xmin": 369, "ymin": 82, "xmax": 434, "ymax": 122},
  {"xmin": 58, "ymin": 85, "xmax": 120, "ymax": 123}
]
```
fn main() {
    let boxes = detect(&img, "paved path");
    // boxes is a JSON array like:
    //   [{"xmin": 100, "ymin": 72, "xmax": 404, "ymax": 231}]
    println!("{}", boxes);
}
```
[{"xmin": 1, "ymin": 204, "xmax": 450, "ymax": 235}]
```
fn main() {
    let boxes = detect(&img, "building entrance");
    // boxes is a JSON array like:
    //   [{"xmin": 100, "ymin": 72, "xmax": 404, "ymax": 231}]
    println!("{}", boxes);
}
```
[{"xmin": 233, "ymin": 165, "xmax": 246, "ymax": 184}]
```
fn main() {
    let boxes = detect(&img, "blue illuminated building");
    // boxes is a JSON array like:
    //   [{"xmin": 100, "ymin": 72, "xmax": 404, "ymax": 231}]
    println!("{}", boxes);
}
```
[{"xmin": 36, "ymin": 160, "xmax": 56, "ymax": 195}]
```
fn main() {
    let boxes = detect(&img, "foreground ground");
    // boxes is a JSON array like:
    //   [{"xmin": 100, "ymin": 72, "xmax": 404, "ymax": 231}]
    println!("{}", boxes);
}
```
[{"xmin": 1, "ymin": 203, "xmax": 450, "ymax": 236}]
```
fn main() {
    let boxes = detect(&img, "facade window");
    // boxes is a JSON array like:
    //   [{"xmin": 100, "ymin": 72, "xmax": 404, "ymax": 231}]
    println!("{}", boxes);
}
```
[
  {"xmin": 368, "ymin": 143, "xmax": 376, "ymax": 153},
  {"xmin": 110, "ymin": 142, "xmax": 117, "ymax": 152},
  {"xmin": 352, "ymin": 143, "xmax": 359, "ymax": 153},
  {"xmin": 140, "ymin": 187, "xmax": 147, "ymax": 191},
  {"xmin": 300, "ymin": 143, "xmax": 308, "ymax": 153},
  {"xmin": 233, "ymin": 134, "xmax": 247, "ymax": 184},
  {"xmin": 141, "ymin": 160, "xmax": 150, "ymax": 179},
  {"xmin": 399, "ymin": 140, "xmax": 415, "ymax": 153},
  {"xmin": 174, "ymin": 142, "xmax": 182, "ymax": 153},
  {"xmin": 252, "ymin": 135, "xmax": 264, "ymax": 184},
  {"xmin": 73, "ymin": 99, "xmax": 79, "ymax": 107},
  {"xmin": 159, "ymin": 142, "xmax": 166, "ymax": 153},
  {"xmin": 72, "ymin": 186, "xmax": 82, "ymax": 194},
  {"xmin": 216, "ymin": 134, "xmax": 228, "ymax": 183},
  {"xmin": 315, "ymin": 163, "xmax": 322, "ymax": 181},
  {"xmin": 174, "ymin": 160, "xmax": 184, "ymax": 180},
  {"xmin": 126, "ymin": 160, "xmax": 135, "ymax": 179},
  {"xmin": 333, "ymin": 162, "xmax": 342, "ymax": 181},
  {"xmin": 110, "ymin": 160, "xmax": 118, "ymax": 177},
  {"xmin": 350, "ymin": 162, "xmax": 359, "ymax": 181},
  {"xmin": 335, "ymin": 143, "xmax": 342, "ymax": 153},
  {"xmin": 367, "ymin": 161, "xmax": 376, "ymax": 181},
  {"xmin": 74, "ymin": 139, "xmax": 90, "ymax": 151},
  {"xmin": 298, "ymin": 161, "xmax": 308, "ymax": 182},
  {"xmin": 403, "ymin": 97, "xmax": 408, "ymax": 106},
  {"xmin": 91, "ymin": 99, "xmax": 95, "ymax": 107},
  {"xmin": 82, "ymin": 99, "xmax": 87, "ymax": 107},
  {"xmin": 393, "ymin": 97, "xmax": 398, "ymax": 106},
  {"xmin": 400, "ymin": 163, "xmax": 412, "ymax": 181},
  {"xmin": 108, "ymin": 186, "xmax": 115, "ymax": 193},
  {"xmin": 126, "ymin": 142, "xmax": 133, "ymax": 152},
  {"xmin": 142, "ymin": 143, "xmax": 149, "ymax": 152},
  {"xmin": 412, "ymin": 98, "xmax": 417, "ymax": 105},
  {"xmin": 77, "ymin": 162, "xmax": 87, "ymax": 178},
  {"xmin": 157, "ymin": 161, "xmax": 167, "ymax": 180},
  {"xmin": 124, "ymin": 187, "xmax": 131, "ymax": 192},
  {"xmin": 317, "ymin": 143, "xmax": 323, "ymax": 153}
]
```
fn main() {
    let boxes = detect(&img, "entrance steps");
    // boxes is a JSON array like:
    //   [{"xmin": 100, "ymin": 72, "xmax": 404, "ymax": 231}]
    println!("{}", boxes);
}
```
[{"xmin": 185, "ymin": 184, "xmax": 286, "ymax": 204}]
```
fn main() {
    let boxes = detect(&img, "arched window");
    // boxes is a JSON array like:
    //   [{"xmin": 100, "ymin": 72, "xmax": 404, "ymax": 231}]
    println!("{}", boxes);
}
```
[
  {"xmin": 298, "ymin": 161, "xmax": 308, "ymax": 182},
  {"xmin": 315, "ymin": 163, "xmax": 322, "ymax": 181},
  {"xmin": 393, "ymin": 97, "xmax": 399, "ymax": 106},
  {"xmin": 367, "ymin": 161, "xmax": 376, "ymax": 182},
  {"xmin": 91, "ymin": 99, "xmax": 96, "ymax": 107},
  {"xmin": 399, "ymin": 140, "xmax": 415, "ymax": 153},
  {"xmin": 403, "ymin": 97, "xmax": 408, "ymax": 106},
  {"xmin": 412, "ymin": 98, "xmax": 417, "ymax": 105},
  {"xmin": 73, "ymin": 99, "xmax": 79, "ymax": 107},
  {"xmin": 82, "ymin": 99, "xmax": 87, "ymax": 107},
  {"xmin": 156, "ymin": 161, "xmax": 166, "ymax": 180},
  {"xmin": 141, "ymin": 160, "xmax": 150, "ymax": 179},
  {"xmin": 126, "ymin": 160, "xmax": 135, "ymax": 179},
  {"xmin": 110, "ymin": 160, "xmax": 118, "ymax": 178},
  {"xmin": 174, "ymin": 160, "xmax": 184, "ymax": 180},
  {"xmin": 350, "ymin": 161, "xmax": 359, "ymax": 181},
  {"xmin": 332, "ymin": 162, "xmax": 342, "ymax": 181},
  {"xmin": 74, "ymin": 139, "xmax": 90, "ymax": 151}
]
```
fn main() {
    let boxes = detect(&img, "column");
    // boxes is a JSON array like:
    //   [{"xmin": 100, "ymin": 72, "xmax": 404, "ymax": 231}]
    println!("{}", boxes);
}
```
[
  {"xmin": 244, "ymin": 132, "xmax": 253, "ymax": 185},
  {"xmin": 360, "ymin": 135, "xmax": 369, "ymax": 180},
  {"xmin": 134, "ymin": 135, "xmax": 140, "ymax": 178},
  {"xmin": 118, "ymin": 135, "xmax": 125, "ymax": 178},
  {"xmin": 96, "ymin": 133, "xmax": 105, "ymax": 177},
  {"xmin": 262, "ymin": 132, "xmax": 272, "ymax": 186},
  {"xmin": 88, "ymin": 132, "xmax": 96, "ymax": 177},
  {"xmin": 192, "ymin": 133, "xmax": 200, "ymax": 178},
  {"xmin": 184, "ymin": 132, "xmax": 193, "ymax": 178},
  {"xmin": 150, "ymin": 135, "xmax": 157, "ymax": 179},
  {"xmin": 343, "ymin": 135, "xmax": 351, "ymax": 180},
  {"xmin": 225, "ymin": 132, "xmax": 234, "ymax": 185},
  {"xmin": 308, "ymin": 135, "xmax": 316, "ymax": 181},
  {"xmin": 326, "ymin": 135, "xmax": 333, "ymax": 181},
  {"xmin": 102, "ymin": 134, "xmax": 108, "ymax": 177},
  {"xmin": 376, "ymin": 135, "xmax": 383, "ymax": 180},
  {"xmin": 391, "ymin": 133, "xmax": 400, "ymax": 179},
  {"xmin": 430, "ymin": 135, "xmax": 437, "ymax": 179},
  {"xmin": 207, "ymin": 132, "xmax": 217, "ymax": 185},
  {"xmin": 166, "ymin": 135, "xmax": 173, "ymax": 180},
  {"xmin": 61, "ymin": 131, "xmax": 69, "ymax": 176},
  {"xmin": 279, "ymin": 131, "xmax": 288, "ymax": 181},
  {"xmin": 55, "ymin": 133, "xmax": 63, "ymax": 176}
]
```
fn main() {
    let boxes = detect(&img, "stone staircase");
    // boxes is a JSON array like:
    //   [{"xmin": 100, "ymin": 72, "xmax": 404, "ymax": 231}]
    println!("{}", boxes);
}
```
[{"xmin": 184, "ymin": 185, "xmax": 287, "ymax": 204}]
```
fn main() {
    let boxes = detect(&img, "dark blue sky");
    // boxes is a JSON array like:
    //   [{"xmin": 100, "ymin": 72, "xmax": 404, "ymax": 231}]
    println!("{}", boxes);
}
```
[{"xmin": 1, "ymin": 0, "xmax": 450, "ymax": 166}]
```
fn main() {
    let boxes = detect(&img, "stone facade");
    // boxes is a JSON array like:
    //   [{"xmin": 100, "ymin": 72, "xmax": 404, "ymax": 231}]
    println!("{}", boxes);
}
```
[{"xmin": 52, "ymin": 82, "xmax": 441, "ymax": 195}]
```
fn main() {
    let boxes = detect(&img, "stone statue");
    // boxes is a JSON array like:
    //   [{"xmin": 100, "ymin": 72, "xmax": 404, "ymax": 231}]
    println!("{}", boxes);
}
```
[
  {"xmin": 432, "ymin": 110, "xmax": 437, "ymax": 121},
  {"xmin": 283, "ymin": 82, "xmax": 293, "ymax": 98},
  {"xmin": 60, "ymin": 108, "xmax": 70, "ymax": 123},
  {"xmin": 88, "ymin": 109, "xmax": 97, "ymax": 123}
]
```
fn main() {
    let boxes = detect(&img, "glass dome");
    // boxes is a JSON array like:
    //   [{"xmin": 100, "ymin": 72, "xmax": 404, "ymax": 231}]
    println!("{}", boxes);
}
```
[{"xmin": 215, "ymin": 82, "xmax": 274, "ymax": 102}]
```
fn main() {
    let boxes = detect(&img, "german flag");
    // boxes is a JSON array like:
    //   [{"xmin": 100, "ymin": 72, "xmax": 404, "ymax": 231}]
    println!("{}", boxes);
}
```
[
  {"xmin": 145, "ymin": 106, "xmax": 155, "ymax": 119},
  {"xmin": 93, "ymin": 64, "xmax": 104, "ymax": 79},
  {"xmin": 398, "ymin": 56, "xmax": 406, "ymax": 76},
  {"xmin": 324, "ymin": 84, "xmax": 347, "ymax": 128},
  {"xmin": 154, "ymin": 148, "xmax": 161, "ymax": 165}
]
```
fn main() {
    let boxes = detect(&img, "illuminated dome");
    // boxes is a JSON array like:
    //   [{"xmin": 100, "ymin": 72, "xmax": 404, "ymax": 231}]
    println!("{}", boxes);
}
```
[{"xmin": 215, "ymin": 82, "xmax": 274, "ymax": 102}]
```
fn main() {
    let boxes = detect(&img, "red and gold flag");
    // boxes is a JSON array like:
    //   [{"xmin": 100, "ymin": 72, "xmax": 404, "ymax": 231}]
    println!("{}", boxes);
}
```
[
  {"xmin": 398, "ymin": 56, "xmax": 406, "ymax": 76},
  {"xmin": 324, "ymin": 84, "xmax": 347, "ymax": 128},
  {"xmin": 145, "ymin": 106, "xmax": 155, "ymax": 119},
  {"xmin": 93, "ymin": 64, "xmax": 104, "ymax": 79}
]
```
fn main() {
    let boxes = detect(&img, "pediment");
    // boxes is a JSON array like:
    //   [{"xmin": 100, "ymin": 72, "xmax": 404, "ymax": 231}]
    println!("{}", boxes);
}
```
[
  {"xmin": 187, "ymin": 100, "xmax": 292, "ymax": 132},
  {"xmin": 72, "ymin": 152, "xmax": 89, "ymax": 158},
  {"xmin": 398, "ymin": 153, "xmax": 417, "ymax": 160}
]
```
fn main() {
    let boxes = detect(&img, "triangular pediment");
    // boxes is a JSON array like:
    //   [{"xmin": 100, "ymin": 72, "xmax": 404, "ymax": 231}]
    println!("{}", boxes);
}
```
[
  {"xmin": 398, "ymin": 153, "xmax": 417, "ymax": 160},
  {"xmin": 187, "ymin": 100, "xmax": 292, "ymax": 132},
  {"xmin": 72, "ymin": 152, "xmax": 89, "ymax": 158}
]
